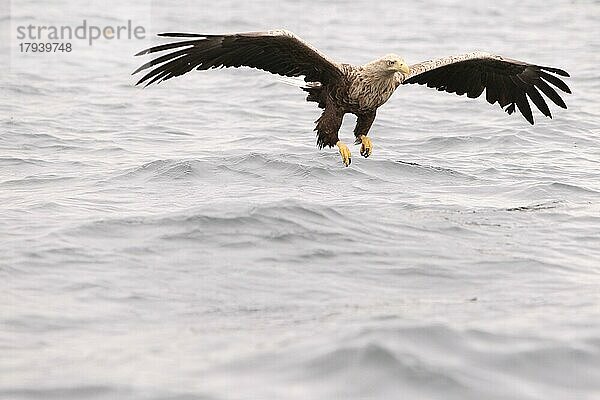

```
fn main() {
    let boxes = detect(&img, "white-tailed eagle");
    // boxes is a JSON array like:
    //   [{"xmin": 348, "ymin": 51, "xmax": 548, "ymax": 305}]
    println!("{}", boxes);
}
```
[{"xmin": 134, "ymin": 29, "xmax": 570, "ymax": 166}]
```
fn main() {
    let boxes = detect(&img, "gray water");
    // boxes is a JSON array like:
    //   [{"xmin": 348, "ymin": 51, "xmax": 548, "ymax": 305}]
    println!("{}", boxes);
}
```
[{"xmin": 2, "ymin": 0, "xmax": 600, "ymax": 399}]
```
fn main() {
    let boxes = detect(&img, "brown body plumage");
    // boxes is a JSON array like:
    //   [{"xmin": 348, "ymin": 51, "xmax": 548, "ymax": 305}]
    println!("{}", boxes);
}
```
[
  {"xmin": 307, "ymin": 61, "xmax": 403, "ymax": 150},
  {"xmin": 133, "ymin": 29, "xmax": 571, "ymax": 166}
]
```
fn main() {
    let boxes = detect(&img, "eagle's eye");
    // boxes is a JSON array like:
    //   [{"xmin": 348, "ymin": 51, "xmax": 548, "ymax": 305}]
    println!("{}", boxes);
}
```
[{"xmin": 386, "ymin": 60, "xmax": 394, "ymax": 66}]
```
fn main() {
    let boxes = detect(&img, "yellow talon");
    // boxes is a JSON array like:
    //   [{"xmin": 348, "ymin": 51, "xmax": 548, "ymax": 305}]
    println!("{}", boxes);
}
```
[
  {"xmin": 336, "ymin": 141, "xmax": 351, "ymax": 167},
  {"xmin": 358, "ymin": 135, "xmax": 373, "ymax": 158}
]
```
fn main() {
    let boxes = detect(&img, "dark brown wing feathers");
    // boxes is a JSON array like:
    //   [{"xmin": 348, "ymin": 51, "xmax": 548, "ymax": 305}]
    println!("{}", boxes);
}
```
[
  {"xmin": 404, "ymin": 55, "xmax": 570, "ymax": 124},
  {"xmin": 133, "ymin": 31, "xmax": 342, "ymax": 87}
]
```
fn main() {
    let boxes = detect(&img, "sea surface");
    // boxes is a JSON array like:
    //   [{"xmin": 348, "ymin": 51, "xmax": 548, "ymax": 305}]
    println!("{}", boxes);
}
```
[{"xmin": 2, "ymin": 0, "xmax": 600, "ymax": 399}]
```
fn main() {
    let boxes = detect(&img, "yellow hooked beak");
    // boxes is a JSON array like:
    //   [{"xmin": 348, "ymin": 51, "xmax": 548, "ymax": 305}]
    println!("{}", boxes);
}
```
[{"xmin": 397, "ymin": 63, "xmax": 410, "ymax": 75}]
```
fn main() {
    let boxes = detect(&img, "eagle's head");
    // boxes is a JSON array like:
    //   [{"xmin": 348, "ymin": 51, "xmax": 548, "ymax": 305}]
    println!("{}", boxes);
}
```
[{"xmin": 367, "ymin": 54, "xmax": 410, "ymax": 76}]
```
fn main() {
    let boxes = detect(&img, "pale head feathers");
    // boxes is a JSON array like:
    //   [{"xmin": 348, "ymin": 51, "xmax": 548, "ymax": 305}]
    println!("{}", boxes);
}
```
[{"xmin": 364, "ymin": 54, "xmax": 410, "ymax": 76}]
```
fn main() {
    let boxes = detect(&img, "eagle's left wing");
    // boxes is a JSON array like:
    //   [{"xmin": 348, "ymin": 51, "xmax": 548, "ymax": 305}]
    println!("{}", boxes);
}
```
[{"xmin": 400, "ymin": 52, "xmax": 571, "ymax": 124}]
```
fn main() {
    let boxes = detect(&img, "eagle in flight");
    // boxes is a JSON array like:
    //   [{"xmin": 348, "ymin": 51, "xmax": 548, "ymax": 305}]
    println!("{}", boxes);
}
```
[{"xmin": 133, "ymin": 30, "xmax": 571, "ymax": 167}]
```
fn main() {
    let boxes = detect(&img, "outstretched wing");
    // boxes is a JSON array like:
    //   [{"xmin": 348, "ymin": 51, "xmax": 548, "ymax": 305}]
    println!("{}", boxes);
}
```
[
  {"xmin": 133, "ymin": 29, "xmax": 343, "ymax": 87},
  {"xmin": 401, "ymin": 52, "xmax": 571, "ymax": 124}
]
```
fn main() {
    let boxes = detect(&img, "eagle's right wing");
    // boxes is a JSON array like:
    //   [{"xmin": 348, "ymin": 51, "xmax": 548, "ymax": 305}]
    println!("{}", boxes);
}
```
[{"xmin": 133, "ymin": 30, "xmax": 344, "ymax": 87}]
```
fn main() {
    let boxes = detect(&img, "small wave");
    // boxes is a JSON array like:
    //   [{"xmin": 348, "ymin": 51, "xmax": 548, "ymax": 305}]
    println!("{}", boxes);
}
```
[
  {"xmin": 396, "ymin": 160, "xmax": 477, "ymax": 180},
  {"xmin": 110, "ymin": 159, "xmax": 206, "ymax": 182},
  {"xmin": 3, "ymin": 83, "xmax": 50, "ymax": 96},
  {"xmin": 304, "ymin": 341, "xmax": 467, "ymax": 393},
  {"xmin": 505, "ymin": 200, "xmax": 563, "ymax": 212},
  {"xmin": 1, "ymin": 175, "xmax": 77, "ymax": 186},
  {"xmin": 511, "ymin": 181, "xmax": 600, "ymax": 201},
  {"xmin": 88, "ymin": 101, "xmax": 133, "ymax": 110},
  {"xmin": 4, "ymin": 314, "xmax": 89, "ymax": 333},
  {"xmin": 68, "ymin": 200, "xmax": 351, "ymax": 252},
  {"xmin": 417, "ymin": 131, "xmax": 542, "ymax": 153},
  {"xmin": 0, "ymin": 157, "xmax": 51, "ymax": 167},
  {"xmin": 164, "ymin": 202, "xmax": 347, "ymax": 237},
  {"xmin": 547, "ymin": 182, "xmax": 599, "ymax": 194},
  {"xmin": 224, "ymin": 153, "xmax": 344, "ymax": 180},
  {"xmin": 0, "ymin": 386, "xmax": 127, "ymax": 400}
]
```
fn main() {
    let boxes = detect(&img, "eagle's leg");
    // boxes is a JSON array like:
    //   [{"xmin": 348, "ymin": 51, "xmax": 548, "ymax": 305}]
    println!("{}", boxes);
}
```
[
  {"xmin": 315, "ymin": 107, "xmax": 349, "ymax": 166},
  {"xmin": 358, "ymin": 135, "xmax": 373, "ymax": 158},
  {"xmin": 354, "ymin": 111, "xmax": 376, "ymax": 158},
  {"xmin": 336, "ymin": 141, "xmax": 352, "ymax": 167}
]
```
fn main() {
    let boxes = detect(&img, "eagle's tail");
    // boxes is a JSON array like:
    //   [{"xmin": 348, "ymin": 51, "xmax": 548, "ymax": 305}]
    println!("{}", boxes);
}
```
[
  {"xmin": 302, "ymin": 82, "xmax": 326, "ymax": 109},
  {"xmin": 274, "ymin": 77, "xmax": 325, "ymax": 108}
]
